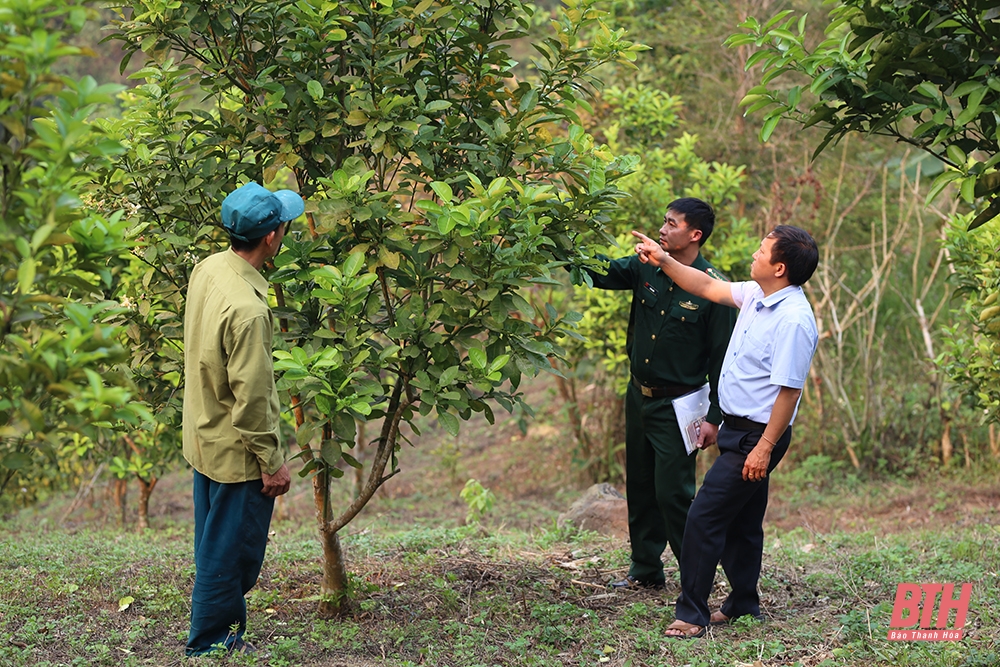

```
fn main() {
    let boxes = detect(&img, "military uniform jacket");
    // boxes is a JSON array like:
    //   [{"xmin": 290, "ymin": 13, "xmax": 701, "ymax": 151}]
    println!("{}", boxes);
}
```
[{"xmin": 589, "ymin": 253, "xmax": 736, "ymax": 425}]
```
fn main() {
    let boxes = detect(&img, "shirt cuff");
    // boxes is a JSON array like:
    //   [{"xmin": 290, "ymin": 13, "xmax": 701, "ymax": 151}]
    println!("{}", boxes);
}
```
[
  {"xmin": 706, "ymin": 404, "xmax": 723, "ymax": 425},
  {"xmin": 260, "ymin": 448, "xmax": 286, "ymax": 476},
  {"xmin": 770, "ymin": 375, "xmax": 806, "ymax": 390}
]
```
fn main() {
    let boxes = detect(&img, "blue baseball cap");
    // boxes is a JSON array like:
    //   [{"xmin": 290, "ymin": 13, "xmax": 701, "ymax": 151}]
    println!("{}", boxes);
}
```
[{"xmin": 221, "ymin": 182, "xmax": 305, "ymax": 241}]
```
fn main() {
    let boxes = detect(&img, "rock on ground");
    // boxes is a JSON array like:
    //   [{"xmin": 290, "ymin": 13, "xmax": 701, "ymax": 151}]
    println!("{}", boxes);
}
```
[{"xmin": 557, "ymin": 483, "xmax": 628, "ymax": 539}]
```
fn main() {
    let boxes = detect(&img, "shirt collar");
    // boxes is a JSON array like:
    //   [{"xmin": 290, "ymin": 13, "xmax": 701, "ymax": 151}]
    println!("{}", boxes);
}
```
[
  {"xmin": 758, "ymin": 283, "xmax": 801, "ymax": 309},
  {"xmin": 656, "ymin": 252, "xmax": 705, "ymax": 277},
  {"xmin": 224, "ymin": 248, "xmax": 269, "ymax": 299}
]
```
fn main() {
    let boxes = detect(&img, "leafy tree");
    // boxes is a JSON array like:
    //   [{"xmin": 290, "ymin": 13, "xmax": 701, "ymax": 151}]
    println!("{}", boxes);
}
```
[
  {"xmin": 0, "ymin": 0, "xmax": 149, "ymax": 507},
  {"xmin": 554, "ymin": 81, "xmax": 753, "ymax": 483},
  {"xmin": 108, "ymin": 0, "xmax": 643, "ymax": 615},
  {"xmin": 939, "ymin": 214, "xmax": 1000, "ymax": 426},
  {"xmin": 727, "ymin": 0, "xmax": 1000, "ymax": 229},
  {"xmin": 726, "ymin": 0, "xmax": 1000, "ymax": 449}
]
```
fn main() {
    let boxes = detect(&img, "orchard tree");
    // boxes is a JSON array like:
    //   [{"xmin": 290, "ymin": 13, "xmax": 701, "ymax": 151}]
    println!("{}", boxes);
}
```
[
  {"xmin": 553, "ymin": 82, "xmax": 753, "ymax": 483},
  {"xmin": 726, "ymin": 0, "xmax": 1000, "ymax": 228},
  {"xmin": 108, "ymin": 0, "xmax": 644, "ymax": 615},
  {"xmin": 726, "ymin": 0, "xmax": 1000, "ymax": 428},
  {"xmin": 0, "ymin": 0, "xmax": 150, "ymax": 507}
]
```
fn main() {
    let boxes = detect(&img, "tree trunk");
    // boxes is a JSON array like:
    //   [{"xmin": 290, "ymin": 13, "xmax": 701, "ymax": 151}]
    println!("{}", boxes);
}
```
[
  {"xmin": 136, "ymin": 475, "xmax": 157, "ymax": 532},
  {"xmin": 316, "ymin": 524, "xmax": 348, "ymax": 618},
  {"xmin": 114, "ymin": 477, "xmax": 128, "ymax": 528},
  {"xmin": 845, "ymin": 443, "xmax": 861, "ymax": 469},
  {"xmin": 940, "ymin": 418, "xmax": 952, "ymax": 466},
  {"xmin": 353, "ymin": 418, "xmax": 365, "ymax": 499}
]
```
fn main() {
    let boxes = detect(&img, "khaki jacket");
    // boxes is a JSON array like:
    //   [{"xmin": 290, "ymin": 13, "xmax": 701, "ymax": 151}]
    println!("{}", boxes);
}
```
[{"xmin": 182, "ymin": 250, "xmax": 284, "ymax": 482}]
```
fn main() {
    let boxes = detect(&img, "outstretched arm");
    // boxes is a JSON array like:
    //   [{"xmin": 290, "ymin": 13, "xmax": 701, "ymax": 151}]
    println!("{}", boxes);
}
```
[{"xmin": 632, "ymin": 231, "xmax": 737, "ymax": 307}]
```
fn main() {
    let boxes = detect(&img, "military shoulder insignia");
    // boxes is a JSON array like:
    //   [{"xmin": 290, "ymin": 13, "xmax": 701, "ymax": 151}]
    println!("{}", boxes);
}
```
[
  {"xmin": 705, "ymin": 267, "xmax": 728, "ymax": 281},
  {"xmin": 679, "ymin": 301, "xmax": 699, "ymax": 311}
]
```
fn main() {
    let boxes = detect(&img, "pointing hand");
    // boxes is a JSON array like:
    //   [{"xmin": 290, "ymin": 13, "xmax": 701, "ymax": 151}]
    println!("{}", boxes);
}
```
[{"xmin": 631, "ymin": 231, "xmax": 666, "ymax": 267}]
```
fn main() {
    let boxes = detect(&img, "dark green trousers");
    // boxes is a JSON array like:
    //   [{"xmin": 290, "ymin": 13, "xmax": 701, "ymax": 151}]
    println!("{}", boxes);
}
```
[
  {"xmin": 186, "ymin": 470, "xmax": 274, "ymax": 655},
  {"xmin": 624, "ymin": 382, "xmax": 697, "ymax": 584}
]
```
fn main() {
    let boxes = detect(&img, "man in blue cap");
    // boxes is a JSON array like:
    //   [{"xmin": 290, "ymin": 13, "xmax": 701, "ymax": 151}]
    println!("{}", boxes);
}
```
[{"xmin": 182, "ymin": 182, "xmax": 304, "ymax": 655}]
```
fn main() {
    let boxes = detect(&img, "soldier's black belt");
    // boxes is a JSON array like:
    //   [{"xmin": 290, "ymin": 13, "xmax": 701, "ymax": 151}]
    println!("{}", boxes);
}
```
[
  {"xmin": 631, "ymin": 376, "xmax": 701, "ymax": 399},
  {"xmin": 722, "ymin": 412, "xmax": 767, "ymax": 432}
]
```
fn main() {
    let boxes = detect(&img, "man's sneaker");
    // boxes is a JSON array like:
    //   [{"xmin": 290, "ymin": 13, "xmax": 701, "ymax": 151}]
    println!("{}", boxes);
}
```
[{"xmin": 609, "ymin": 575, "xmax": 665, "ymax": 590}]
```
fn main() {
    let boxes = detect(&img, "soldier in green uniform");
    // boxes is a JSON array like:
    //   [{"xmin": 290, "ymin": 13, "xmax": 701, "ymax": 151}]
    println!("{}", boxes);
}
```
[{"xmin": 582, "ymin": 198, "xmax": 736, "ymax": 589}]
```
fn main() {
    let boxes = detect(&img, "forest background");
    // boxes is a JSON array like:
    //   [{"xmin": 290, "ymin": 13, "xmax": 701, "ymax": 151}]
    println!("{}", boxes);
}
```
[{"xmin": 2, "ymin": 0, "xmax": 999, "ymax": 665}]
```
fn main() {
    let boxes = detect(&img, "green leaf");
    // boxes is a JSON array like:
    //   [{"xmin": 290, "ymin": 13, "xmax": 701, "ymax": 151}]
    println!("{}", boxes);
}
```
[
  {"xmin": 946, "ymin": 144, "xmax": 967, "ymax": 165},
  {"xmin": 430, "ymin": 181, "xmax": 453, "ymax": 203},
  {"xmin": 439, "ymin": 365, "xmax": 460, "ymax": 385},
  {"xmin": 468, "ymin": 347, "xmax": 487, "ymax": 370},
  {"xmin": 341, "ymin": 452, "xmax": 363, "ymax": 469},
  {"xmin": 2, "ymin": 452, "xmax": 32, "ymax": 470},
  {"xmin": 488, "ymin": 354, "xmax": 510, "ymax": 374},
  {"xmin": 589, "ymin": 160, "xmax": 606, "ymax": 192},
  {"xmin": 760, "ymin": 114, "xmax": 782, "ymax": 143},
  {"xmin": 915, "ymin": 82, "xmax": 941, "ymax": 101},
  {"xmin": 960, "ymin": 176, "xmax": 976, "ymax": 204},
  {"xmin": 332, "ymin": 413, "xmax": 356, "ymax": 441},
  {"xmin": 953, "ymin": 81, "xmax": 984, "ymax": 98},
  {"xmin": 17, "ymin": 258, "xmax": 36, "ymax": 293},
  {"xmin": 926, "ymin": 170, "xmax": 962, "ymax": 204},
  {"xmin": 343, "ymin": 251, "xmax": 365, "ymax": 277},
  {"xmin": 967, "ymin": 199, "xmax": 1000, "ymax": 231},
  {"xmin": 425, "ymin": 100, "xmax": 452, "ymax": 112},
  {"xmin": 321, "ymin": 440, "xmax": 342, "ymax": 465},
  {"xmin": 510, "ymin": 293, "xmax": 535, "ymax": 318},
  {"xmin": 955, "ymin": 107, "xmax": 980, "ymax": 128},
  {"xmin": 307, "ymin": 79, "xmax": 324, "ymax": 101},
  {"xmin": 518, "ymin": 89, "xmax": 538, "ymax": 114},
  {"xmin": 956, "ymin": 91, "xmax": 984, "ymax": 127},
  {"xmin": 438, "ymin": 411, "xmax": 460, "ymax": 437}
]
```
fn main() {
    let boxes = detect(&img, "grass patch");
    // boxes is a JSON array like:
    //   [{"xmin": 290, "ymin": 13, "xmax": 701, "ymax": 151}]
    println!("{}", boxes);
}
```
[{"xmin": 0, "ymin": 507, "xmax": 998, "ymax": 666}]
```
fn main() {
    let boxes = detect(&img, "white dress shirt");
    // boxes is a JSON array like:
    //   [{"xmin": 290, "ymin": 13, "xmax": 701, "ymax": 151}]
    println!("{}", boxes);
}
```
[{"xmin": 718, "ymin": 281, "xmax": 818, "ymax": 425}]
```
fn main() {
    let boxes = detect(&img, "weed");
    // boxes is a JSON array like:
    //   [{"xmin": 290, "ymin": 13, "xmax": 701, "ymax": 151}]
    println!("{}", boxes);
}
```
[{"xmin": 460, "ymin": 478, "xmax": 496, "ymax": 524}]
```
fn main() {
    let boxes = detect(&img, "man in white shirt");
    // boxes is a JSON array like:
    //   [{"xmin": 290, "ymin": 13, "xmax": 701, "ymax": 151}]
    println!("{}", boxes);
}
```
[{"xmin": 632, "ymin": 224, "xmax": 819, "ymax": 639}]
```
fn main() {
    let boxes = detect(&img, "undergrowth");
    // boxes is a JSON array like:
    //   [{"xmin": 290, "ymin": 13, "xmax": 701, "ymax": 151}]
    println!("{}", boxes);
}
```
[{"xmin": 0, "ymin": 512, "xmax": 997, "ymax": 666}]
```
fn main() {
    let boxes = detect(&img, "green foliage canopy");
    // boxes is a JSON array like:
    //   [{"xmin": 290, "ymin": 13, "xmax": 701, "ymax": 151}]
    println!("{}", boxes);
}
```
[
  {"xmin": 727, "ymin": 0, "xmax": 1000, "ymax": 230},
  {"xmin": 0, "ymin": 0, "xmax": 150, "ymax": 502}
]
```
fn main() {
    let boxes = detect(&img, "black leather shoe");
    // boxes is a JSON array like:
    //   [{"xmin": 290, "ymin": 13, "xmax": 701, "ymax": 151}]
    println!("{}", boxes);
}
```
[{"xmin": 609, "ymin": 575, "xmax": 665, "ymax": 590}]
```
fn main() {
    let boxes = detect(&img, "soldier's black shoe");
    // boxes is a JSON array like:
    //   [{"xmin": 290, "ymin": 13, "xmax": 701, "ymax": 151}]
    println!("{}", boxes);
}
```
[{"xmin": 609, "ymin": 575, "xmax": 665, "ymax": 590}]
